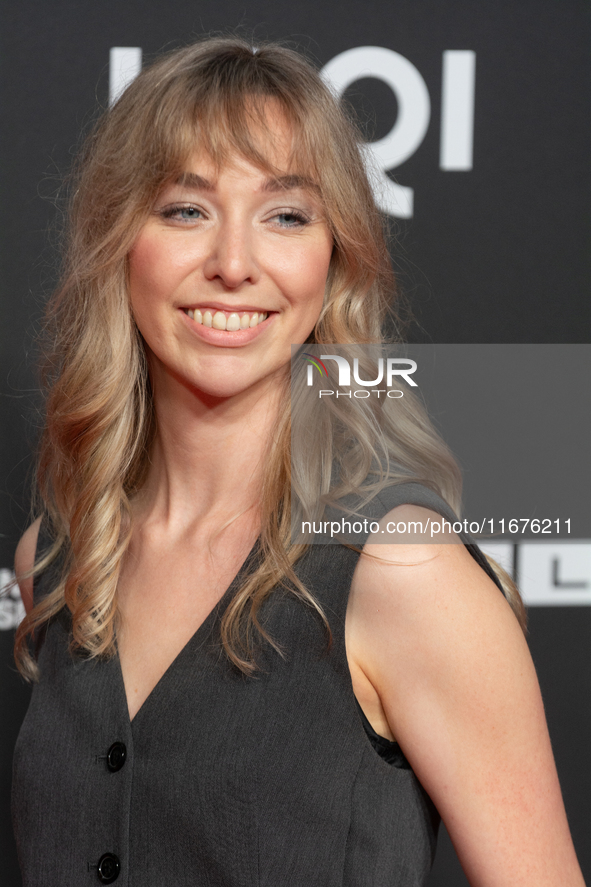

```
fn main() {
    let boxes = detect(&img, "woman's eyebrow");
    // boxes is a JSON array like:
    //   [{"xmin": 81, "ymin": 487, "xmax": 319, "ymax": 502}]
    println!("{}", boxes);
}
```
[
  {"xmin": 174, "ymin": 172, "xmax": 214, "ymax": 190},
  {"xmin": 173, "ymin": 172, "xmax": 319, "ymax": 194},
  {"xmin": 262, "ymin": 174, "xmax": 320, "ymax": 194}
]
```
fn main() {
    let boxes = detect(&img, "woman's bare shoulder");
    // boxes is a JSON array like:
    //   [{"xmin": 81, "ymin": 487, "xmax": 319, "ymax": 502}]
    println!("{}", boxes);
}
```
[
  {"xmin": 348, "ymin": 503, "xmax": 526, "ymax": 723},
  {"xmin": 347, "ymin": 503, "xmax": 584, "ymax": 886},
  {"xmin": 347, "ymin": 503, "xmax": 513, "ymax": 705},
  {"xmin": 14, "ymin": 517, "xmax": 43, "ymax": 614}
]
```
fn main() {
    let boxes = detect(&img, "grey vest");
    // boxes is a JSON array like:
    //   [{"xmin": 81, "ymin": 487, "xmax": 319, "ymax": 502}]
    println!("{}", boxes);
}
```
[{"xmin": 12, "ymin": 483, "xmax": 503, "ymax": 886}]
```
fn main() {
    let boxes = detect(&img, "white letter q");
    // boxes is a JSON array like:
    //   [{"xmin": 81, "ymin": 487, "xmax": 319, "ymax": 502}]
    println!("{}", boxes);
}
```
[{"xmin": 322, "ymin": 46, "xmax": 430, "ymax": 219}]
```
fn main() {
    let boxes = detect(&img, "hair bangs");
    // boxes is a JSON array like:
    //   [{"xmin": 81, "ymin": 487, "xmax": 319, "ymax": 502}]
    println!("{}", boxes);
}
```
[{"xmin": 155, "ymin": 83, "xmax": 324, "ymax": 210}]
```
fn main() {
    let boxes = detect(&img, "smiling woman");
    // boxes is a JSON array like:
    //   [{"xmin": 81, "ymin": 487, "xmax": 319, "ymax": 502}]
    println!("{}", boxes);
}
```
[
  {"xmin": 11, "ymin": 36, "xmax": 584, "ymax": 887},
  {"xmin": 129, "ymin": 147, "xmax": 333, "ymax": 401}
]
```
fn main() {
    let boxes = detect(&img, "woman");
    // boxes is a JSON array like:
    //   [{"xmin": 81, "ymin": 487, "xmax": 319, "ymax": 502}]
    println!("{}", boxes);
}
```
[{"xmin": 12, "ymin": 37, "xmax": 584, "ymax": 886}]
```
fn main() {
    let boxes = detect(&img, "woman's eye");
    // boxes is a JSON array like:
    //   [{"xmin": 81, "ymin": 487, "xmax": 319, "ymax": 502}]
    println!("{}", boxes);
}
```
[
  {"xmin": 272, "ymin": 211, "xmax": 310, "ymax": 228},
  {"xmin": 159, "ymin": 205, "xmax": 203, "ymax": 222}
]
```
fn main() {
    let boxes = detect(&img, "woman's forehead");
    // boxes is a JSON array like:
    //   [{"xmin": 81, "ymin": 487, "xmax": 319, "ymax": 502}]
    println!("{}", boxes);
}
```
[{"xmin": 171, "ymin": 97, "xmax": 318, "ymax": 184}]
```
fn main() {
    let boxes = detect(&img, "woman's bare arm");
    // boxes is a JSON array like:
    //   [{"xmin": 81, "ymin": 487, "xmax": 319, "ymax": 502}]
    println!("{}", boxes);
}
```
[
  {"xmin": 14, "ymin": 516, "xmax": 42, "ymax": 615},
  {"xmin": 347, "ymin": 505, "xmax": 585, "ymax": 887}
]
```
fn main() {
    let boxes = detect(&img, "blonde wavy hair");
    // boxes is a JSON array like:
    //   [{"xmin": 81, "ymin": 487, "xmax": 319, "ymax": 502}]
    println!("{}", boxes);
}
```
[{"xmin": 15, "ymin": 36, "xmax": 524, "ymax": 680}]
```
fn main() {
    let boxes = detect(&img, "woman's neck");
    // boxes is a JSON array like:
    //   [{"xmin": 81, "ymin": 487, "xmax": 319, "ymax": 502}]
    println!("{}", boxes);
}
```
[{"xmin": 134, "ymin": 367, "xmax": 286, "ymax": 536}]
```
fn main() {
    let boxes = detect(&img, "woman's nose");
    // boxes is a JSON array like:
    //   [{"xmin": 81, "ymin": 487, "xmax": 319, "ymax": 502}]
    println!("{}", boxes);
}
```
[{"xmin": 202, "ymin": 221, "xmax": 260, "ymax": 289}]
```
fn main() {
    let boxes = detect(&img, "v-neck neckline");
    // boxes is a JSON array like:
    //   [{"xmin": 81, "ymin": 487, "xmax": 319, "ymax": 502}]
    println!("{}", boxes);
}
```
[{"xmin": 116, "ymin": 539, "xmax": 261, "ymax": 728}]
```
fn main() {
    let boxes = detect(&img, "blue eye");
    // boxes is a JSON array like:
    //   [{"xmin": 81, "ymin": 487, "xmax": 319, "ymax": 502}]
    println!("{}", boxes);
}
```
[
  {"xmin": 275, "ymin": 211, "xmax": 309, "ymax": 228},
  {"xmin": 160, "ymin": 204, "xmax": 202, "ymax": 222}
]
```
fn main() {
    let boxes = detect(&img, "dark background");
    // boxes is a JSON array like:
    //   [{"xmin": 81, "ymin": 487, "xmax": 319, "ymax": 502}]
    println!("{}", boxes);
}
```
[{"xmin": 1, "ymin": 2, "xmax": 589, "ymax": 883}]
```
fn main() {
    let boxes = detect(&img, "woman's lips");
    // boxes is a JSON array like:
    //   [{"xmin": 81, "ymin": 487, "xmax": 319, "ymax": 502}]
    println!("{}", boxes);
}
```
[
  {"xmin": 183, "ymin": 307, "xmax": 268, "ymax": 332},
  {"xmin": 180, "ymin": 306, "xmax": 273, "ymax": 346}
]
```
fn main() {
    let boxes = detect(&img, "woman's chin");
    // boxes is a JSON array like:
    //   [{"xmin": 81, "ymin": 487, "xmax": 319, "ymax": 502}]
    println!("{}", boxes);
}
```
[{"xmin": 186, "ymin": 371, "xmax": 285, "ymax": 404}]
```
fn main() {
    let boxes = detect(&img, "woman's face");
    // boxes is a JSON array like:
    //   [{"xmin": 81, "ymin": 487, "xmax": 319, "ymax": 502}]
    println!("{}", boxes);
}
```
[{"xmin": 128, "ymin": 115, "xmax": 333, "ymax": 402}]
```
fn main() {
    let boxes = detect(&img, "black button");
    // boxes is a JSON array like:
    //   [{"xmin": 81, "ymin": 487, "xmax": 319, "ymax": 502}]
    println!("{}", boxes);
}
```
[
  {"xmin": 106, "ymin": 742, "xmax": 127, "ymax": 772},
  {"xmin": 97, "ymin": 853, "xmax": 120, "ymax": 883}
]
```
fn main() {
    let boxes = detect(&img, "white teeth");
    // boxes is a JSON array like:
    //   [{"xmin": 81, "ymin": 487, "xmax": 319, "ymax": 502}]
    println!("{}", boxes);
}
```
[
  {"xmin": 186, "ymin": 308, "xmax": 268, "ymax": 331},
  {"xmin": 212, "ymin": 311, "xmax": 227, "ymax": 330}
]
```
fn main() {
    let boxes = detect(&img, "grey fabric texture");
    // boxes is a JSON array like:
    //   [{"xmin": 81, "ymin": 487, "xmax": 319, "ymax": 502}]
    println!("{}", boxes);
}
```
[{"xmin": 12, "ymin": 483, "xmax": 505, "ymax": 886}]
